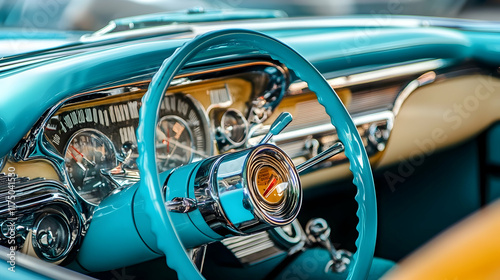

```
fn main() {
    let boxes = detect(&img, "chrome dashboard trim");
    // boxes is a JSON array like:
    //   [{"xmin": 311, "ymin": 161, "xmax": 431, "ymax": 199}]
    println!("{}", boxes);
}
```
[
  {"xmin": 0, "ymin": 174, "xmax": 81, "ymax": 263},
  {"xmin": 81, "ymin": 17, "xmax": 425, "ymax": 43},
  {"xmin": 288, "ymin": 59, "xmax": 447, "ymax": 94},
  {"xmin": 273, "ymin": 110, "xmax": 394, "ymax": 143},
  {"xmin": 0, "ymin": 156, "xmax": 5, "ymax": 171},
  {"xmin": 82, "ymin": 16, "xmax": 499, "ymax": 44},
  {"xmin": 393, "ymin": 71, "xmax": 437, "ymax": 116}
]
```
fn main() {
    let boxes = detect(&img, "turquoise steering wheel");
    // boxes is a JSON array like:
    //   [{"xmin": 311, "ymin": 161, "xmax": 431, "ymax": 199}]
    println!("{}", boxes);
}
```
[{"xmin": 136, "ymin": 29, "xmax": 377, "ymax": 280}]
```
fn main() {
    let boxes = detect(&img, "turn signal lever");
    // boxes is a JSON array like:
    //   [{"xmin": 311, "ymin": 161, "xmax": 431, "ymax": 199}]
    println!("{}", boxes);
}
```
[
  {"xmin": 259, "ymin": 112, "xmax": 345, "ymax": 175},
  {"xmin": 305, "ymin": 218, "xmax": 352, "ymax": 273}
]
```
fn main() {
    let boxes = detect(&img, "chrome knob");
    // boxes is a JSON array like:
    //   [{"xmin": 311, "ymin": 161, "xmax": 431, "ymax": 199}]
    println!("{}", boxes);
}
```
[
  {"xmin": 305, "ymin": 218, "xmax": 331, "ymax": 244},
  {"xmin": 38, "ymin": 230, "xmax": 55, "ymax": 248},
  {"xmin": 305, "ymin": 218, "xmax": 352, "ymax": 273}
]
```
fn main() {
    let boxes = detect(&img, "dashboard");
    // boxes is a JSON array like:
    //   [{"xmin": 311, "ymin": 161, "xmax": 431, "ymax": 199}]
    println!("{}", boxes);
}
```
[
  {"xmin": 42, "ymin": 60, "xmax": 288, "ymax": 207},
  {"xmin": 2, "ymin": 42, "xmax": 499, "ymax": 273},
  {"xmin": 2, "ymin": 12, "xmax": 500, "ymax": 279},
  {"xmin": 0, "ymin": 55, "xmax": 470, "ymax": 266}
]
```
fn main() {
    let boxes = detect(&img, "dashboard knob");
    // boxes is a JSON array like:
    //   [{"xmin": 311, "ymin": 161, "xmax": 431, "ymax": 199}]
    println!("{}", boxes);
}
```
[{"xmin": 305, "ymin": 218, "xmax": 352, "ymax": 273}]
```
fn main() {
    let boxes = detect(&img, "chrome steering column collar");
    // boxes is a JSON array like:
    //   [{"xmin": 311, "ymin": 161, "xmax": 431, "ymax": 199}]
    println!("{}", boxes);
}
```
[
  {"xmin": 163, "ymin": 112, "xmax": 344, "ymax": 240},
  {"xmin": 192, "ymin": 143, "xmax": 301, "ymax": 237}
]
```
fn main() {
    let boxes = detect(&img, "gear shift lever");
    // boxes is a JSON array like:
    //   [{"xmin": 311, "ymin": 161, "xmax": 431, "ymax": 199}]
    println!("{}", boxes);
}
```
[{"xmin": 305, "ymin": 218, "xmax": 352, "ymax": 273}]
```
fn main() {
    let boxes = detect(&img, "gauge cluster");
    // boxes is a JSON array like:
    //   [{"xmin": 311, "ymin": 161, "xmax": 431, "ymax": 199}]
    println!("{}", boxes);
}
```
[{"xmin": 43, "ymin": 61, "xmax": 288, "ymax": 207}]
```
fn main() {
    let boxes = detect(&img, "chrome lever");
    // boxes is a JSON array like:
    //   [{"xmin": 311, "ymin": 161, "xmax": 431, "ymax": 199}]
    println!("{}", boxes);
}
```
[
  {"xmin": 296, "ymin": 142, "xmax": 344, "ymax": 174},
  {"xmin": 259, "ymin": 112, "xmax": 293, "ymax": 145},
  {"xmin": 305, "ymin": 218, "xmax": 351, "ymax": 273}
]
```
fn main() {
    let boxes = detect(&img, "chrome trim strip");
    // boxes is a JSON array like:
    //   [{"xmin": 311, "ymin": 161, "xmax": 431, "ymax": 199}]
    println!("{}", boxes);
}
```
[
  {"xmin": 273, "ymin": 110, "xmax": 394, "ymax": 143},
  {"xmin": 393, "ymin": 71, "xmax": 437, "ymax": 116},
  {"xmin": 288, "ymin": 59, "xmax": 447, "ymax": 93},
  {"xmin": 80, "ymin": 16, "xmax": 500, "ymax": 44},
  {"xmin": 81, "ymin": 17, "xmax": 425, "ymax": 43}
]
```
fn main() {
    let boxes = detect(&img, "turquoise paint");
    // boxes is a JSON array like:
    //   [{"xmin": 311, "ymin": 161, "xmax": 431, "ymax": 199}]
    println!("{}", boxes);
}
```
[
  {"xmin": 219, "ymin": 188, "xmax": 254, "ymax": 226},
  {"xmin": 112, "ymin": 9, "xmax": 286, "ymax": 28},
  {"xmin": 0, "ymin": 17, "xmax": 498, "ymax": 278},
  {"xmin": 0, "ymin": 39, "xmax": 184, "ymax": 157},
  {"xmin": 270, "ymin": 112, "xmax": 293, "ymax": 135},
  {"xmin": 77, "ymin": 183, "xmax": 160, "ymax": 271},
  {"xmin": 2, "ymin": 23, "xmax": 500, "ymax": 161},
  {"xmin": 466, "ymin": 32, "xmax": 500, "ymax": 66},
  {"xmin": 486, "ymin": 123, "xmax": 500, "ymax": 166},
  {"xmin": 279, "ymin": 27, "xmax": 472, "ymax": 73},
  {"xmin": 136, "ymin": 29, "xmax": 376, "ymax": 280},
  {"xmin": 275, "ymin": 249, "xmax": 394, "ymax": 280},
  {"xmin": 135, "ymin": 163, "xmax": 219, "ymax": 250}
]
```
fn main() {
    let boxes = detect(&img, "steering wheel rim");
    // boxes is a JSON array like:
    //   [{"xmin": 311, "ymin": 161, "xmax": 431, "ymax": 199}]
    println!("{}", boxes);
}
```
[{"xmin": 136, "ymin": 29, "xmax": 377, "ymax": 280}]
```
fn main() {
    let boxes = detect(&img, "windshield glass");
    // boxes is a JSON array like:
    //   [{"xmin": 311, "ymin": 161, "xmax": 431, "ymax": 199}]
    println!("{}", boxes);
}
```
[{"xmin": 0, "ymin": 0, "xmax": 498, "ymax": 32}]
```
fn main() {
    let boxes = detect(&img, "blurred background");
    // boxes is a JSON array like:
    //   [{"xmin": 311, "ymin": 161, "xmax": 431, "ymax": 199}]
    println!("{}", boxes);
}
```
[{"xmin": 0, "ymin": 0, "xmax": 499, "ymax": 32}]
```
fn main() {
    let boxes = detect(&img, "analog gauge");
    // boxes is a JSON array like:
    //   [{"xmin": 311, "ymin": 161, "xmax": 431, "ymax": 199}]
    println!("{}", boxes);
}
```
[
  {"xmin": 221, "ymin": 109, "xmax": 248, "ymax": 146},
  {"xmin": 156, "ymin": 93, "xmax": 212, "ymax": 173},
  {"xmin": 255, "ymin": 166, "xmax": 288, "ymax": 205},
  {"xmin": 64, "ymin": 129, "xmax": 117, "ymax": 206},
  {"xmin": 156, "ymin": 116, "xmax": 194, "ymax": 171}
]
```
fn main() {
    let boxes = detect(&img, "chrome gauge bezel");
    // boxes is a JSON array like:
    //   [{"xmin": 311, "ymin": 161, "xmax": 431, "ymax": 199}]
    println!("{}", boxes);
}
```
[
  {"xmin": 220, "ymin": 108, "xmax": 249, "ymax": 147},
  {"xmin": 245, "ymin": 145, "xmax": 301, "ymax": 227},
  {"xmin": 156, "ymin": 115, "xmax": 196, "ymax": 171},
  {"xmin": 63, "ymin": 128, "xmax": 118, "ymax": 206},
  {"xmin": 32, "ymin": 210, "xmax": 72, "ymax": 262},
  {"xmin": 156, "ymin": 93, "xmax": 213, "ymax": 173}
]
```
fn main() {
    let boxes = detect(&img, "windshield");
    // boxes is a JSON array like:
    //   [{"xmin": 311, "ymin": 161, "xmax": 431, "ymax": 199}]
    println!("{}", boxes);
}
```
[{"xmin": 0, "ymin": 0, "xmax": 498, "ymax": 32}]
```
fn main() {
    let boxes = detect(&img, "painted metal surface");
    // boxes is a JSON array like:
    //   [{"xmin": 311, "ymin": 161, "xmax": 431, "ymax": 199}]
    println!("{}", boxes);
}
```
[
  {"xmin": 1, "ymin": 21, "xmax": 497, "ymax": 160},
  {"xmin": 136, "ymin": 163, "xmax": 220, "ymax": 249},
  {"xmin": 77, "ymin": 184, "xmax": 160, "ymax": 271},
  {"xmin": 136, "ymin": 29, "xmax": 376, "ymax": 280},
  {"xmin": 111, "ymin": 9, "xmax": 286, "ymax": 29},
  {"xmin": 0, "ymin": 14, "xmax": 499, "ymax": 278},
  {"xmin": 0, "ymin": 40, "xmax": 183, "ymax": 158}
]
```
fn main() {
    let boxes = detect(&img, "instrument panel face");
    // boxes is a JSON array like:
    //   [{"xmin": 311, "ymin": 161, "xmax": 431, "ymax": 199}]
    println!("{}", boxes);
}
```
[
  {"xmin": 43, "ymin": 61, "xmax": 288, "ymax": 206},
  {"xmin": 156, "ymin": 93, "xmax": 212, "ymax": 172}
]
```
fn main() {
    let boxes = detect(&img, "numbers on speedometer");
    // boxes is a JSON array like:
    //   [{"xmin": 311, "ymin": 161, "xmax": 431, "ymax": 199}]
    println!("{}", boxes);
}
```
[{"xmin": 156, "ymin": 93, "xmax": 212, "ymax": 173}]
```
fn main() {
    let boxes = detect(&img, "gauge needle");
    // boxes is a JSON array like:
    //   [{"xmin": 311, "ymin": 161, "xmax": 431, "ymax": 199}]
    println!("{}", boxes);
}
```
[
  {"xmin": 264, "ymin": 182, "xmax": 288, "ymax": 198},
  {"xmin": 263, "ymin": 176, "xmax": 278, "ymax": 198},
  {"xmin": 167, "ymin": 126, "xmax": 170, "ymax": 153},
  {"xmin": 160, "ymin": 137, "xmax": 208, "ymax": 158},
  {"xmin": 67, "ymin": 150, "xmax": 87, "ymax": 171},
  {"xmin": 71, "ymin": 145, "xmax": 96, "ymax": 166}
]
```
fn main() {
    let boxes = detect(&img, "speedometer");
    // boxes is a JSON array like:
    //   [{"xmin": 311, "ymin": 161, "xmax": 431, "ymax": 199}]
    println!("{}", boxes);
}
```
[
  {"xmin": 156, "ymin": 93, "xmax": 212, "ymax": 172},
  {"xmin": 64, "ymin": 129, "xmax": 117, "ymax": 206}
]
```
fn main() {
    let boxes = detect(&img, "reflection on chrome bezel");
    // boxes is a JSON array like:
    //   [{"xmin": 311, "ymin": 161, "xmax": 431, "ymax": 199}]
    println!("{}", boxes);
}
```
[
  {"xmin": 156, "ymin": 115, "xmax": 196, "ymax": 172},
  {"xmin": 220, "ymin": 108, "xmax": 249, "ymax": 147},
  {"xmin": 246, "ymin": 145, "xmax": 301, "ymax": 227},
  {"xmin": 63, "ymin": 128, "xmax": 118, "ymax": 206},
  {"xmin": 31, "ymin": 209, "xmax": 72, "ymax": 262}
]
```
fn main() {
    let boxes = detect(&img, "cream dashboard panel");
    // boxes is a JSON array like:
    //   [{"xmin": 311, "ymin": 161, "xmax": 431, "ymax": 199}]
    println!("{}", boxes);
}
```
[{"xmin": 377, "ymin": 74, "xmax": 500, "ymax": 168}]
